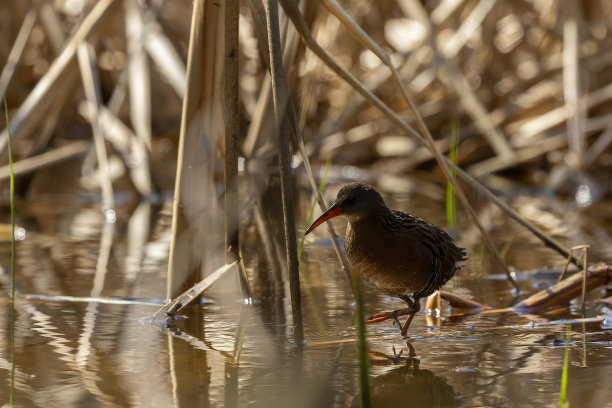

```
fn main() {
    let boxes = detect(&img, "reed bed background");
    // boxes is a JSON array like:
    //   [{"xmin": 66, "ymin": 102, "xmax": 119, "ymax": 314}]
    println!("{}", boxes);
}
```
[
  {"xmin": 2, "ymin": 1, "xmax": 610, "ymax": 202},
  {"xmin": 2, "ymin": 1, "xmax": 611, "ymax": 187}
]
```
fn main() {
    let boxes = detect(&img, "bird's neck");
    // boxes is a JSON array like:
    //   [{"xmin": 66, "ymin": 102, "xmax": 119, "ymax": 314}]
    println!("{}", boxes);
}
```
[{"xmin": 347, "ymin": 205, "xmax": 391, "ymax": 232}]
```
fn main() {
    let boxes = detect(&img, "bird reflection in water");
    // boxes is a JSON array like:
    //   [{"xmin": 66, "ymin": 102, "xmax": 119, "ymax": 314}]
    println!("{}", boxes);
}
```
[{"xmin": 357, "ymin": 342, "xmax": 461, "ymax": 408}]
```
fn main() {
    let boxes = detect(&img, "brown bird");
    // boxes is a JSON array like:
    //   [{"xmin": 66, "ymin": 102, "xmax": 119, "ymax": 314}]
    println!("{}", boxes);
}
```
[{"xmin": 305, "ymin": 182, "xmax": 466, "ymax": 336}]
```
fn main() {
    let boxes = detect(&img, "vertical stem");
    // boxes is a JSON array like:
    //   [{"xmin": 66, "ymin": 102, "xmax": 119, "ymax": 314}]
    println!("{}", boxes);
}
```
[
  {"xmin": 263, "ymin": 0, "xmax": 304, "ymax": 344},
  {"xmin": 580, "ymin": 247, "xmax": 588, "ymax": 310},
  {"xmin": 353, "ymin": 271, "xmax": 371, "ymax": 408},
  {"xmin": 446, "ymin": 120, "xmax": 458, "ymax": 229},
  {"xmin": 559, "ymin": 324, "xmax": 571, "ymax": 408},
  {"xmin": 5, "ymin": 97, "xmax": 16, "ymax": 408},
  {"xmin": 224, "ymin": 0, "xmax": 252, "ymax": 299},
  {"xmin": 247, "ymin": 0, "xmax": 354, "ymax": 293},
  {"xmin": 166, "ymin": 0, "xmax": 202, "ymax": 299},
  {"xmin": 563, "ymin": 3, "xmax": 583, "ymax": 168}
]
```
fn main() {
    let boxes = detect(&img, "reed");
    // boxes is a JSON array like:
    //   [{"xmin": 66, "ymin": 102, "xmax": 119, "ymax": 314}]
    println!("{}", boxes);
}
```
[
  {"xmin": 224, "ymin": 0, "xmax": 252, "ymax": 300},
  {"xmin": 263, "ymin": 0, "xmax": 303, "ymax": 344},
  {"xmin": 4, "ymin": 97, "xmax": 16, "ymax": 407}
]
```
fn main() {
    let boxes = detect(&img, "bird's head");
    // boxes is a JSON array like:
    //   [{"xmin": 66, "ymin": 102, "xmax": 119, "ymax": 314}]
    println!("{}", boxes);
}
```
[{"xmin": 305, "ymin": 182, "xmax": 387, "ymax": 235}]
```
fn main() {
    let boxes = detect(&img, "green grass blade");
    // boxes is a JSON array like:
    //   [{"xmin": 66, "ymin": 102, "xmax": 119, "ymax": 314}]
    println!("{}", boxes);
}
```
[
  {"xmin": 559, "ymin": 324, "xmax": 571, "ymax": 408},
  {"xmin": 446, "ymin": 120, "xmax": 458, "ymax": 228}
]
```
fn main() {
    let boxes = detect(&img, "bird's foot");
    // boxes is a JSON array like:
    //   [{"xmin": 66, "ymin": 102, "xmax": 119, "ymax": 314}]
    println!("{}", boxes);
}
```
[
  {"xmin": 366, "ymin": 309, "xmax": 417, "ymax": 336},
  {"xmin": 365, "ymin": 310, "xmax": 405, "ymax": 328}
]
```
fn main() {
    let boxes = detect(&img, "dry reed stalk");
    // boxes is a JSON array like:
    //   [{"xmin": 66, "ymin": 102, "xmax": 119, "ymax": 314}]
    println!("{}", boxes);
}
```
[
  {"xmin": 143, "ymin": 24, "xmax": 186, "ymax": 98},
  {"xmin": 263, "ymin": 0, "xmax": 304, "ymax": 344},
  {"xmin": 224, "ymin": 0, "xmax": 253, "ymax": 300},
  {"xmin": 39, "ymin": 2, "xmax": 65, "ymax": 52},
  {"xmin": 0, "ymin": 0, "xmax": 120, "ymax": 157},
  {"xmin": 0, "ymin": 2, "xmax": 39, "ymax": 102},
  {"xmin": 0, "ymin": 140, "xmax": 89, "ymax": 181},
  {"xmin": 28, "ymin": 85, "xmax": 67, "ymax": 155},
  {"xmin": 242, "ymin": 73, "xmax": 273, "ymax": 158},
  {"xmin": 76, "ymin": 42, "xmax": 114, "ymax": 211},
  {"xmin": 246, "ymin": 0, "xmax": 353, "ymax": 290},
  {"xmin": 585, "ymin": 124, "xmax": 612, "ymax": 168},
  {"xmin": 78, "ymin": 101, "xmax": 151, "ymax": 195},
  {"xmin": 167, "ymin": 0, "xmax": 211, "ymax": 298},
  {"xmin": 153, "ymin": 262, "xmax": 237, "ymax": 320},
  {"xmin": 125, "ymin": 0, "xmax": 152, "ymax": 153},
  {"xmin": 562, "ymin": 2, "xmax": 585, "ymax": 169}
]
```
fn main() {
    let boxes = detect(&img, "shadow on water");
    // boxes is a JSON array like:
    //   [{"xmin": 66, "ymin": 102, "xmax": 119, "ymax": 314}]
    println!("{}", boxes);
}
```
[{"xmin": 1, "ymin": 186, "xmax": 612, "ymax": 407}]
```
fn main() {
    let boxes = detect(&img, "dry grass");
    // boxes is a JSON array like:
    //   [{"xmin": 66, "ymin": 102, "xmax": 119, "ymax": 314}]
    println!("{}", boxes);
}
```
[{"xmin": 2, "ymin": 1, "xmax": 611, "ymax": 195}]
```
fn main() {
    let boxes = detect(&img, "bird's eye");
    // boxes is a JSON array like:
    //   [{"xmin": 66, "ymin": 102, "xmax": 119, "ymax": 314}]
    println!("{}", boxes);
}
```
[{"xmin": 344, "ymin": 197, "xmax": 356, "ymax": 206}]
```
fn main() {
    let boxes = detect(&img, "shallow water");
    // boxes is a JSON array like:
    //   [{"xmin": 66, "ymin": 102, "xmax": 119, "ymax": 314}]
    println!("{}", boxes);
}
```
[{"xmin": 1, "ymin": 188, "xmax": 611, "ymax": 407}]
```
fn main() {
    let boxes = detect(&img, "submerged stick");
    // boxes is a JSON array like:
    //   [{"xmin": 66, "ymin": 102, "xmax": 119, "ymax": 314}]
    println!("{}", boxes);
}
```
[
  {"xmin": 152, "ymin": 261, "xmax": 237, "ymax": 321},
  {"xmin": 437, "ymin": 290, "xmax": 491, "ymax": 311},
  {"xmin": 513, "ymin": 264, "xmax": 611, "ymax": 312},
  {"xmin": 263, "ymin": 0, "xmax": 304, "ymax": 344}
]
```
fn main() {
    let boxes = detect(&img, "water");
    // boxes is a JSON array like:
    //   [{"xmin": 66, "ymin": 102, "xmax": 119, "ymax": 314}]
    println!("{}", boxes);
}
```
[{"xmin": 1, "ymin": 190, "xmax": 611, "ymax": 407}]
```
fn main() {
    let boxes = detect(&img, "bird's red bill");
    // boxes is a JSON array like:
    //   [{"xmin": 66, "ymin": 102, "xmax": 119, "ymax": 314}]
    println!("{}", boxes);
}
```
[{"xmin": 305, "ymin": 205, "xmax": 341, "ymax": 235}]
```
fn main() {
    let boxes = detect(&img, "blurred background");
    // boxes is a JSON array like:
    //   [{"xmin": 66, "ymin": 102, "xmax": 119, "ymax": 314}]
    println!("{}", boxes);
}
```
[{"xmin": 1, "ymin": 0, "xmax": 611, "ymax": 407}]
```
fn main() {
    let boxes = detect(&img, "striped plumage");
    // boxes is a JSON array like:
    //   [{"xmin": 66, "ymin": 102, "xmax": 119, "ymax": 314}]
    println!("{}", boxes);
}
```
[{"xmin": 306, "ymin": 182, "xmax": 466, "ymax": 336}]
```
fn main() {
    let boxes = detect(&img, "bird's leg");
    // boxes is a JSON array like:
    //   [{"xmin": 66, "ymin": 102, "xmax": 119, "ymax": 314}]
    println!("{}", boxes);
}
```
[{"xmin": 399, "ymin": 296, "xmax": 421, "ymax": 337}]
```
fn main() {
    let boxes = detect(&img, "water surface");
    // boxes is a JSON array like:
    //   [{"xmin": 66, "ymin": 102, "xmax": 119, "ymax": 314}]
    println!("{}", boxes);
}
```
[{"xmin": 1, "ymin": 189, "xmax": 611, "ymax": 407}]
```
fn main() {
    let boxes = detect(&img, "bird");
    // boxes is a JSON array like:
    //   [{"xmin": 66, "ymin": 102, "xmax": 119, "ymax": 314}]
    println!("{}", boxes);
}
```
[{"xmin": 305, "ymin": 182, "xmax": 466, "ymax": 336}]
